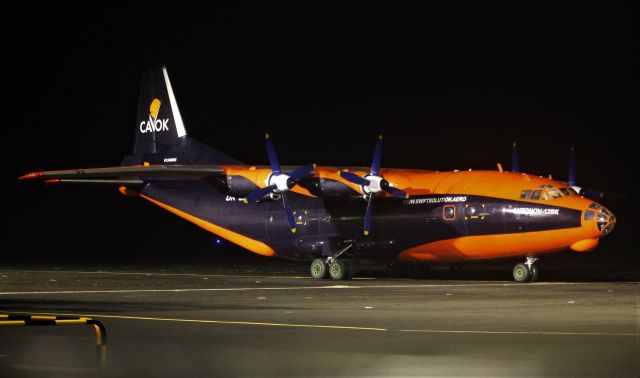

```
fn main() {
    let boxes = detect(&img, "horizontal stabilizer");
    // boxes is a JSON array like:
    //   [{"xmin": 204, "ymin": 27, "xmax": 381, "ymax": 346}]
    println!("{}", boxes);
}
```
[
  {"xmin": 19, "ymin": 164, "xmax": 226, "ymax": 182},
  {"xmin": 42, "ymin": 179, "xmax": 145, "ymax": 185}
]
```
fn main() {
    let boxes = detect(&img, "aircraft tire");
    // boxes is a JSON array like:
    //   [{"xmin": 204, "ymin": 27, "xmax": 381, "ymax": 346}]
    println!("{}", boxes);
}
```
[
  {"xmin": 513, "ymin": 263, "xmax": 531, "ymax": 282},
  {"xmin": 310, "ymin": 258, "xmax": 329, "ymax": 279},
  {"xmin": 329, "ymin": 260, "xmax": 349, "ymax": 280}
]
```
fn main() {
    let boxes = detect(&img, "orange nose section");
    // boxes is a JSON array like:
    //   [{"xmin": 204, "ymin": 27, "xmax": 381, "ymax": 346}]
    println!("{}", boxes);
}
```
[
  {"xmin": 582, "ymin": 203, "xmax": 616, "ymax": 237},
  {"xmin": 572, "ymin": 203, "xmax": 615, "ymax": 253},
  {"xmin": 595, "ymin": 206, "xmax": 616, "ymax": 236}
]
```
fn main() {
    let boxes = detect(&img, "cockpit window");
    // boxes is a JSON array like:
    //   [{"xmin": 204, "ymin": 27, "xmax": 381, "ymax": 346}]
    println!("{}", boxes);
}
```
[
  {"xmin": 560, "ymin": 188, "xmax": 577, "ymax": 196},
  {"xmin": 547, "ymin": 187, "xmax": 562, "ymax": 198},
  {"xmin": 530, "ymin": 190, "xmax": 541, "ymax": 200},
  {"xmin": 584, "ymin": 210, "xmax": 595, "ymax": 220},
  {"xmin": 520, "ymin": 190, "xmax": 531, "ymax": 199},
  {"xmin": 589, "ymin": 203, "xmax": 600, "ymax": 210}
]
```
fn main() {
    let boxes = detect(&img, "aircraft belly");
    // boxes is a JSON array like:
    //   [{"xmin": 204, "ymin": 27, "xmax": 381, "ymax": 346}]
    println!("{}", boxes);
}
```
[{"xmin": 142, "ymin": 181, "xmax": 269, "ymax": 243}]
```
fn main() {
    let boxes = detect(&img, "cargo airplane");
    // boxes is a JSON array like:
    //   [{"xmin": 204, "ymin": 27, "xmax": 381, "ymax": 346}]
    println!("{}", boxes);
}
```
[{"xmin": 19, "ymin": 66, "xmax": 616, "ymax": 282}]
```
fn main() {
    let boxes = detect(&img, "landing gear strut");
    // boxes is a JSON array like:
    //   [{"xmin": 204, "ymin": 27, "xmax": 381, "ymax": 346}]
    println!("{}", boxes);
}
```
[
  {"xmin": 310, "ymin": 244, "xmax": 354, "ymax": 280},
  {"xmin": 513, "ymin": 256, "xmax": 539, "ymax": 283}
]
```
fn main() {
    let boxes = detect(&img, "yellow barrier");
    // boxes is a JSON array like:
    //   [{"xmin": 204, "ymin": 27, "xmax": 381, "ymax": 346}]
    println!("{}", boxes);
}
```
[{"xmin": 0, "ymin": 313, "xmax": 107, "ymax": 371}]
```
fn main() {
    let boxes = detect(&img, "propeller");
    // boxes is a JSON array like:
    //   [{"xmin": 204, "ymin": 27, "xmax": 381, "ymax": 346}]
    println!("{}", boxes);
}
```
[
  {"xmin": 339, "ymin": 135, "xmax": 408, "ymax": 236},
  {"xmin": 512, "ymin": 142, "xmax": 520, "ymax": 173},
  {"xmin": 513, "ymin": 144, "xmax": 620, "ymax": 200},
  {"xmin": 244, "ymin": 133, "xmax": 315, "ymax": 233},
  {"xmin": 567, "ymin": 147, "xmax": 605, "ymax": 200}
]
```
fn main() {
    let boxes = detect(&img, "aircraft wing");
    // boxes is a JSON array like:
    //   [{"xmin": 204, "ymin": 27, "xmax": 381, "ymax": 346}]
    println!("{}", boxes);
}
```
[{"xmin": 18, "ymin": 164, "xmax": 227, "ymax": 185}]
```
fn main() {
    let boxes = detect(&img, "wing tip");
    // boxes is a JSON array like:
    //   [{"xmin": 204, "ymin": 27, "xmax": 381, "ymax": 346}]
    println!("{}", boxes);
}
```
[{"xmin": 18, "ymin": 172, "xmax": 44, "ymax": 180}]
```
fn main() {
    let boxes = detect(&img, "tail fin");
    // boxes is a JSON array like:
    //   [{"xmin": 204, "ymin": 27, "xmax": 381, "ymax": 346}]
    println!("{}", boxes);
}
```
[
  {"xmin": 134, "ymin": 66, "xmax": 187, "ymax": 155},
  {"xmin": 124, "ymin": 66, "xmax": 242, "ymax": 166}
]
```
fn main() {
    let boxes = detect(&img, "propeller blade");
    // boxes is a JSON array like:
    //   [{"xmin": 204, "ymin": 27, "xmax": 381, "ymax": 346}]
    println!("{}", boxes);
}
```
[
  {"xmin": 363, "ymin": 194, "xmax": 374, "ymax": 236},
  {"xmin": 385, "ymin": 186, "xmax": 408, "ymax": 199},
  {"xmin": 512, "ymin": 142, "xmax": 520, "ymax": 173},
  {"xmin": 568, "ymin": 147, "xmax": 576, "ymax": 187},
  {"xmin": 245, "ymin": 184, "xmax": 277, "ymax": 203},
  {"xmin": 281, "ymin": 193, "xmax": 297, "ymax": 233},
  {"xmin": 289, "ymin": 163, "xmax": 316, "ymax": 180},
  {"xmin": 265, "ymin": 133, "xmax": 281, "ymax": 175},
  {"xmin": 340, "ymin": 170, "xmax": 370, "ymax": 186},
  {"xmin": 582, "ymin": 188, "xmax": 604, "ymax": 200},
  {"xmin": 371, "ymin": 134, "xmax": 383, "ymax": 176}
]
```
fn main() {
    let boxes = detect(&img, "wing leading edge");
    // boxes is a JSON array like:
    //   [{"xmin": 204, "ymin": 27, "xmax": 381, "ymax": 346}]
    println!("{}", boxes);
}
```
[{"xmin": 19, "ymin": 164, "xmax": 227, "ymax": 185}]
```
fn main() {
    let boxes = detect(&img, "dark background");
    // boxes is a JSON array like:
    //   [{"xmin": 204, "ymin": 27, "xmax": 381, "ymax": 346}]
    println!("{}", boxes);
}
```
[{"xmin": 8, "ymin": 4, "xmax": 638, "ymax": 275}]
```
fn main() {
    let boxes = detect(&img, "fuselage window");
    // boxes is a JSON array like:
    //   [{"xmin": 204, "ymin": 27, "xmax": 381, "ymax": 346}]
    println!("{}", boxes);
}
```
[
  {"xmin": 530, "ymin": 190, "xmax": 541, "ymax": 200},
  {"xmin": 584, "ymin": 210, "xmax": 594, "ymax": 220},
  {"xmin": 443, "ymin": 205, "xmax": 455, "ymax": 220},
  {"xmin": 520, "ymin": 190, "xmax": 531, "ymax": 199}
]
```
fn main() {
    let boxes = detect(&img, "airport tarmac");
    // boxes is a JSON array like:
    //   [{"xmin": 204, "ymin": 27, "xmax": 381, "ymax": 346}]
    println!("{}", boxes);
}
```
[{"xmin": 0, "ymin": 265, "xmax": 638, "ymax": 377}]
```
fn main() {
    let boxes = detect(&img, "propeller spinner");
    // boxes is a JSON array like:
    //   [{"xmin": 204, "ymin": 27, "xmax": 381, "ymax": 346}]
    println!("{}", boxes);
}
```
[
  {"xmin": 339, "ymin": 135, "xmax": 408, "ymax": 236},
  {"xmin": 244, "ymin": 133, "xmax": 315, "ymax": 233}
]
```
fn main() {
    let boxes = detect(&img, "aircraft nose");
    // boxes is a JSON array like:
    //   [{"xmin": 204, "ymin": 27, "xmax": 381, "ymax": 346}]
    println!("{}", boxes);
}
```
[{"xmin": 583, "ymin": 202, "xmax": 616, "ymax": 236}]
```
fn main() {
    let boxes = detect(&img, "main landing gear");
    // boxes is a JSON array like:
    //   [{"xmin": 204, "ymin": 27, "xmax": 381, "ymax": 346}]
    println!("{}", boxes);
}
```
[
  {"xmin": 310, "ymin": 258, "xmax": 354, "ymax": 280},
  {"xmin": 513, "ymin": 256, "xmax": 539, "ymax": 283},
  {"xmin": 310, "ymin": 245, "xmax": 354, "ymax": 280}
]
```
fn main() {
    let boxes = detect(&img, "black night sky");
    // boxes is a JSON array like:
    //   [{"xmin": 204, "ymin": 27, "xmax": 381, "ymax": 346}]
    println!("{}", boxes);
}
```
[{"xmin": 9, "ymin": 4, "xmax": 638, "ymax": 269}]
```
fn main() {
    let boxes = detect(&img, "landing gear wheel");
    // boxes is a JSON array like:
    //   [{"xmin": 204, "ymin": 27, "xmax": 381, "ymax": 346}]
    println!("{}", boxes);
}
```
[
  {"xmin": 513, "ymin": 263, "xmax": 531, "ymax": 282},
  {"xmin": 529, "ymin": 264, "xmax": 539, "ymax": 282},
  {"xmin": 310, "ymin": 258, "xmax": 329, "ymax": 279},
  {"xmin": 329, "ymin": 260, "xmax": 350, "ymax": 280}
]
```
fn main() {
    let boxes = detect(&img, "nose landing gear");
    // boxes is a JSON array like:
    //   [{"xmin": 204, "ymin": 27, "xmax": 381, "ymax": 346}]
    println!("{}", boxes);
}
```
[{"xmin": 513, "ymin": 256, "xmax": 539, "ymax": 283}]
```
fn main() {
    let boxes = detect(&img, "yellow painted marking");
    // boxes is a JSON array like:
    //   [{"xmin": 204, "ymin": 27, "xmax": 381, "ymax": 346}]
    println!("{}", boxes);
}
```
[
  {"xmin": 12, "ymin": 312, "xmax": 387, "ymax": 332},
  {"xmin": 31, "ymin": 315, "xmax": 56, "ymax": 320},
  {"xmin": 4, "ymin": 311, "xmax": 637, "ymax": 337},
  {"xmin": 55, "ymin": 320, "xmax": 88, "ymax": 325},
  {"xmin": 0, "ymin": 321, "xmax": 26, "ymax": 326}
]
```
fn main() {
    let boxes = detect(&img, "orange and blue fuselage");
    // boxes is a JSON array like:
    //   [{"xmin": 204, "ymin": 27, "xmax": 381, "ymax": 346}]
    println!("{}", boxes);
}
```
[{"xmin": 133, "ymin": 167, "xmax": 614, "ymax": 263}]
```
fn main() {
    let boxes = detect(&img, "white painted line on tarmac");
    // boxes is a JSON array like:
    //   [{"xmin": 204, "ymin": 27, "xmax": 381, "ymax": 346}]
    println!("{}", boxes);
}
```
[
  {"xmin": 398, "ymin": 329, "xmax": 640, "ymax": 337},
  {"xmin": 0, "ymin": 281, "xmax": 633, "ymax": 296},
  {"xmin": 0, "ymin": 269, "xmax": 311, "ymax": 280}
]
